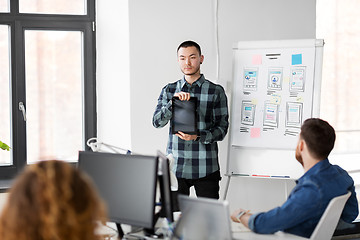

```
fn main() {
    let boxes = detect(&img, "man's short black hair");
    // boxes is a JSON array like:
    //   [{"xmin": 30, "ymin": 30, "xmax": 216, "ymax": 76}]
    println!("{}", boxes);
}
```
[
  {"xmin": 300, "ymin": 118, "xmax": 336, "ymax": 160},
  {"xmin": 177, "ymin": 40, "xmax": 202, "ymax": 55}
]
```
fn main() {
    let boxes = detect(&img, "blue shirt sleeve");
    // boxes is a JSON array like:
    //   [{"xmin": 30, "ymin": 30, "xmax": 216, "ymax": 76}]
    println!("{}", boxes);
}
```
[{"xmin": 248, "ymin": 182, "xmax": 322, "ymax": 235}]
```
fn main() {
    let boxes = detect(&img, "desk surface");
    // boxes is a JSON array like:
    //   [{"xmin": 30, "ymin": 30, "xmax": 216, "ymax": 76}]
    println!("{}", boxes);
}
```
[
  {"xmin": 97, "ymin": 217, "xmax": 307, "ymax": 240},
  {"xmin": 231, "ymin": 222, "xmax": 307, "ymax": 240},
  {"xmin": 121, "ymin": 230, "xmax": 307, "ymax": 240},
  {"xmin": 118, "ymin": 220, "xmax": 307, "ymax": 240}
]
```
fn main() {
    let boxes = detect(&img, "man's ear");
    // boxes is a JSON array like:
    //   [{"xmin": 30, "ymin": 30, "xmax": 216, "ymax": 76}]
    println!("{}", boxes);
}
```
[
  {"xmin": 299, "ymin": 139, "xmax": 305, "ymax": 151},
  {"xmin": 200, "ymin": 55, "xmax": 204, "ymax": 64}
]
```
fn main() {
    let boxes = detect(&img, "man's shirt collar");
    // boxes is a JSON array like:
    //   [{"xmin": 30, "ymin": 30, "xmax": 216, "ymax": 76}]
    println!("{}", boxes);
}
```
[
  {"xmin": 181, "ymin": 74, "xmax": 205, "ymax": 88},
  {"xmin": 297, "ymin": 158, "xmax": 330, "ymax": 183}
]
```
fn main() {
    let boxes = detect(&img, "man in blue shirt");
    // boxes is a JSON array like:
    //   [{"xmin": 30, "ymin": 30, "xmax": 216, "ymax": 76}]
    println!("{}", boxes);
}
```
[
  {"xmin": 152, "ymin": 41, "xmax": 229, "ymax": 199},
  {"xmin": 231, "ymin": 118, "xmax": 359, "ymax": 238}
]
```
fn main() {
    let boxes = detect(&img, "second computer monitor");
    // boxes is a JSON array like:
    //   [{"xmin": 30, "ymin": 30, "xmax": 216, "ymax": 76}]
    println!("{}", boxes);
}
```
[{"xmin": 157, "ymin": 150, "xmax": 175, "ymax": 222}]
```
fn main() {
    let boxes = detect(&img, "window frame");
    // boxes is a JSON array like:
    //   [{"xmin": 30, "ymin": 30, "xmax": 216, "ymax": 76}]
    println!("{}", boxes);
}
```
[{"xmin": 0, "ymin": 0, "xmax": 96, "ymax": 179}]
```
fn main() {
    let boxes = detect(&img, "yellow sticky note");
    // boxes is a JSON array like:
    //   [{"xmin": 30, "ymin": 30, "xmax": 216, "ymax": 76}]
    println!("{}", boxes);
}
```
[
  {"xmin": 284, "ymin": 76, "xmax": 290, "ymax": 83},
  {"xmin": 296, "ymin": 96, "xmax": 303, "ymax": 102}
]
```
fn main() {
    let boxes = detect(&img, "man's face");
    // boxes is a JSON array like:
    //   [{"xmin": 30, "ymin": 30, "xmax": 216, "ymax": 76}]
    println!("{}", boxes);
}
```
[
  {"xmin": 295, "ymin": 139, "xmax": 304, "ymax": 167},
  {"xmin": 177, "ymin": 46, "xmax": 203, "ymax": 76}
]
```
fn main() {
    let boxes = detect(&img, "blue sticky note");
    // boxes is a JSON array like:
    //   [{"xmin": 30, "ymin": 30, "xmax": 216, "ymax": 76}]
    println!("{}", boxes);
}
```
[{"xmin": 292, "ymin": 54, "xmax": 302, "ymax": 65}]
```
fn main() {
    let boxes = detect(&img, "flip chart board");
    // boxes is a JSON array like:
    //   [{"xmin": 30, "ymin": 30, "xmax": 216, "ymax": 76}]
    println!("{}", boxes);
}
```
[{"xmin": 226, "ymin": 39, "xmax": 324, "ymax": 178}]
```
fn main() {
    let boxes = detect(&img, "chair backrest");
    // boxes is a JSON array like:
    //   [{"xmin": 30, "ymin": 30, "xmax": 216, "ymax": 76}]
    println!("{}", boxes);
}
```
[{"xmin": 310, "ymin": 191, "xmax": 351, "ymax": 240}]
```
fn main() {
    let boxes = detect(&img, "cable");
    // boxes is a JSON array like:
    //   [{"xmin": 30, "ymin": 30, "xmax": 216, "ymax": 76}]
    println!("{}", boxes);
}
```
[
  {"xmin": 214, "ymin": 0, "xmax": 220, "ymax": 82},
  {"xmin": 86, "ymin": 137, "xmax": 132, "ymax": 155}
]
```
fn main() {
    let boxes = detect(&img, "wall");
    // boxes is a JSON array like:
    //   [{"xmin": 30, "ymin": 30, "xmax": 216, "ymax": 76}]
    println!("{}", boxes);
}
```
[
  {"xmin": 128, "ymin": 0, "xmax": 218, "ymax": 155},
  {"xmin": 96, "ymin": 0, "xmax": 131, "ymax": 151}
]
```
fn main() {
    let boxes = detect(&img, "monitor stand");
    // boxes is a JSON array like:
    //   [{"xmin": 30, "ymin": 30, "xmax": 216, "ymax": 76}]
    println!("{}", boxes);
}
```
[
  {"xmin": 143, "ymin": 212, "xmax": 163, "ymax": 239},
  {"xmin": 116, "ymin": 225, "xmax": 164, "ymax": 239},
  {"xmin": 116, "ymin": 223, "xmax": 125, "ymax": 239},
  {"xmin": 115, "ymin": 212, "xmax": 164, "ymax": 239},
  {"xmin": 143, "ymin": 228, "xmax": 164, "ymax": 239}
]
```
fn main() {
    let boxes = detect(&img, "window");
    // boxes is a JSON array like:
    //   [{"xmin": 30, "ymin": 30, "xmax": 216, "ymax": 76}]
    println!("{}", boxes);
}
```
[
  {"xmin": 19, "ymin": 0, "xmax": 85, "ymax": 15},
  {"xmin": 317, "ymin": 0, "xmax": 360, "ymax": 192},
  {"xmin": 0, "ymin": 0, "xmax": 9, "ymax": 12},
  {"xmin": 0, "ymin": 25, "xmax": 11, "ymax": 166},
  {"xmin": 317, "ymin": 0, "xmax": 360, "ymax": 154},
  {"xmin": 0, "ymin": 0, "xmax": 96, "ymax": 178},
  {"xmin": 25, "ymin": 31, "xmax": 83, "ymax": 163}
]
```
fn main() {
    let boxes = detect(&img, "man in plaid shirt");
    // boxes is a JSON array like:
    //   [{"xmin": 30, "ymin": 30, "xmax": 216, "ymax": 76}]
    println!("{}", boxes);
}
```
[{"xmin": 152, "ymin": 40, "xmax": 229, "ymax": 199}]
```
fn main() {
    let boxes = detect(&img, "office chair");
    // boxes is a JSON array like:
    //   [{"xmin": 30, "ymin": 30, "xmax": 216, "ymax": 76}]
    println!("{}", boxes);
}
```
[
  {"xmin": 277, "ymin": 191, "xmax": 352, "ymax": 240},
  {"xmin": 277, "ymin": 191, "xmax": 351, "ymax": 240},
  {"xmin": 308, "ymin": 191, "xmax": 351, "ymax": 240}
]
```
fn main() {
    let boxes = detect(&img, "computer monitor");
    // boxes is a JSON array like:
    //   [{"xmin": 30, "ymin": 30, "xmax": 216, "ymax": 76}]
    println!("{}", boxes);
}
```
[
  {"xmin": 78, "ymin": 151, "xmax": 158, "ymax": 237},
  {"xmin": 157, "ymin": 150, "xmax": 174, "ymax": 222}
]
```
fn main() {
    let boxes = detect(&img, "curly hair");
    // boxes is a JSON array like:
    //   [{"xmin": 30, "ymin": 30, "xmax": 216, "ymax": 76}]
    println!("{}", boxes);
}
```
[{"xmin": 0, "ymin": 160, "xmax": 107, "ymax": 240}]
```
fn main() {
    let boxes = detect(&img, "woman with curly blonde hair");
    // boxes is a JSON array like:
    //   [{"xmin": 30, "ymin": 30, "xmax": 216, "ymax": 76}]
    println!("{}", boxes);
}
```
[{"xmin": 0, "ymin": 160, "xmax": 107, "ymax": 240}]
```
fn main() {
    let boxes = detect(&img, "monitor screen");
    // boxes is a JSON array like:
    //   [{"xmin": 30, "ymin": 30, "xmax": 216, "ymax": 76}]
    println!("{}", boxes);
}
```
[
  {"xmin": 78, "ymin": 151, "xmax": 158, "ymax": 230},
  {"xmin": 157, "ymin": 150, "xmax": 174, "ymax": 222}
]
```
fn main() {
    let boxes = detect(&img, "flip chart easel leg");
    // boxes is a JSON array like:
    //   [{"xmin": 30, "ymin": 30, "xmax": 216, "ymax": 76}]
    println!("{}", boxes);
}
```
[
  {"xmin": 284, "ymin": 180, "xmax": 288, "ymax": 200},
  {"xmin": 223, "ymin": 175, "xmax": 232, "ymax": 200}
]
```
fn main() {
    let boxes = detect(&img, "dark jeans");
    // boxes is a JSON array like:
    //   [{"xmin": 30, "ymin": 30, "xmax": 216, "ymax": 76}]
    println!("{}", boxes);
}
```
[{"xmin": 176, "ymin": 170, "xmax": 221, "ymax": 199}]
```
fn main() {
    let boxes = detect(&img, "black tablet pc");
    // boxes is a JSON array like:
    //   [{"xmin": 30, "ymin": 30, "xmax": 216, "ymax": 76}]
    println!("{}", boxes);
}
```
[{"xmin": 171, "ymin": 96, "xmax": 198, "ymax": 135}]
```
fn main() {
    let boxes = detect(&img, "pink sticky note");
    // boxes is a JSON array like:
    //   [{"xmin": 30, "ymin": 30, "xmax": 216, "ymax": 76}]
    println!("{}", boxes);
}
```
[
  {"xmin": 250, "ymin": 128, "xmax": 261, "ymax": 138},
  {"xmin": 252, "ymin": 55, "xmax": 262, "ymax": 65}
]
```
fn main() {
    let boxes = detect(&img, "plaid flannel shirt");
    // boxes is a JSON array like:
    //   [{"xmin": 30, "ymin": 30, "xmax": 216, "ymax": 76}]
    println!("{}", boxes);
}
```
[{"xmin": 152, "ymin": 75, "xmax": 229, "ymax": 179}]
